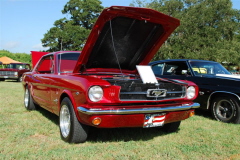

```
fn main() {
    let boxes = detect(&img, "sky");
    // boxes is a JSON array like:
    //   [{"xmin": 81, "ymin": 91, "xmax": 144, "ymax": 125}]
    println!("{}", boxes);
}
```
[{"xmin": 0, "ymin": 0, "xmax": 240, "ymax": 54}]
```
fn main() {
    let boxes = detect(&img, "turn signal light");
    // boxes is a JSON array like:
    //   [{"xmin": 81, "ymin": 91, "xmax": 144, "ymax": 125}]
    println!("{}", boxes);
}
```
[
  {"xmin": 189, "ymin": 111, "xmax": 195, "ymax": 117},
  {"xmin": 92, "ymin": 117, "xmax": 101, "ymax": 126}
]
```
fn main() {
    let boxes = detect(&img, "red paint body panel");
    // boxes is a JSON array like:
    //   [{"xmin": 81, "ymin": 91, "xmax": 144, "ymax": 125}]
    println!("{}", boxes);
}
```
[
  {"xmin": 23, "ymin": 6, "xmax": 199, "ymax": 131},
  {"xmin": 79, "ymin": 109, "xmax": 194, "ymax": 128},
  {"xmin": 73, "ymin": 6, "xmax": 180, "ymax": 73},
  {"xmin": 31, "ymin": 51, "xmax": 49, "ymax": 68}
]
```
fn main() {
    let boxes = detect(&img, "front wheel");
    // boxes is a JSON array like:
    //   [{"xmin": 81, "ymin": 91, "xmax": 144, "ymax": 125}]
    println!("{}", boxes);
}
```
[
  {"xmin": 211, "ymin": 96, "xmax": 240, "ymax": 124},
  {"xmin": 59, "ymin": 97, "xmax": 89, "ymax": 143},
  {"xmin": 17, "ymin": 76, "xmax": 22, "ymax": 82},
  {"xmin": 24, "ymin": 86, "xmax": 37, "ymax": 110}
]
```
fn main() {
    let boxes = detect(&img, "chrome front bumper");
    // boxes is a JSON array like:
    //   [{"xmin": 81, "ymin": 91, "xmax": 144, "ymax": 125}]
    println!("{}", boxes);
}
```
[
  {"xmin": 77, "ymin": 103, "xmax": 200, "ymax": 115},
  {"xmin": 0, "ymin": 76, "xmax": 18, "ymax": 79}
]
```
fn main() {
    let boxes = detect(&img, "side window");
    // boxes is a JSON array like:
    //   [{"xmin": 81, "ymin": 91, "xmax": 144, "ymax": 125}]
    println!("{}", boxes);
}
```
[
  {"xmin": 163, "ymin": 62, "xmax": 191, "ymax": 76},
  {"xmin": 58, "ymin": 53, "xmax": 80, "ymax": 73},
  {"xmin": 152, "ymin": 63, "xmax": 164, "ymax": 75},
  {"xmin": 36, "ymin": 55, "xmax": 54, "ymax": 74}
]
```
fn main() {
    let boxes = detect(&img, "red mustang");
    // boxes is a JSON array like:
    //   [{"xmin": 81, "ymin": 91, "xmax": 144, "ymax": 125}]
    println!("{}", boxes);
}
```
[{"xmin": 22, "ymin": 6, "xmax": 199, "ymax": 143}]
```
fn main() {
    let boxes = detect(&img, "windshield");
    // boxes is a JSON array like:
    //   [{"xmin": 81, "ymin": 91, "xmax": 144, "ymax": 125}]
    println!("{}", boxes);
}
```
[
  {"xmin": 6, "ymin": 63, "xmax": 27, "ymax": 69},
  {"xmin": 189, "ymin": 61, "xmax": 230, "ymax": 76}
]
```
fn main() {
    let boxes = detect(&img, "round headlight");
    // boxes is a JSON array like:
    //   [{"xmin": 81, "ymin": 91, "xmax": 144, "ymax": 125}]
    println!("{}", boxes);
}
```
[
  {"xmin": 186, "ymin": 86, "xmax": 196, "ymax": 99},
  {"xmin": 88, "ymin": 86, "xmax": 103, "ymax": 102}
]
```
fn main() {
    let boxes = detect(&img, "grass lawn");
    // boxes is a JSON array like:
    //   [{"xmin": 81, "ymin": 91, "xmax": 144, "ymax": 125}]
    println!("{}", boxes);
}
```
[{"xmin": 0, "ymin": 81, "xmax": 239, "ymax": 159}]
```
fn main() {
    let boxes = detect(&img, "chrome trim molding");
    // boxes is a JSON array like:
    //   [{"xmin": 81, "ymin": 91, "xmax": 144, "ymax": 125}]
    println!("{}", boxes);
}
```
[{"xmin": 77, "ymin": 103, "xmax": 200, "ymax": 115}]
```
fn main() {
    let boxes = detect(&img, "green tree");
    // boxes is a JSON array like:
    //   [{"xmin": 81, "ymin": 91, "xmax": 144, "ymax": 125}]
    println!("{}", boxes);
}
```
[
  {"xmin": 0, "ymin": 50, "xmax": 31, "ymax": 64},
  {"xmin": 62, "ymin": 0, "xmax": 104, "ymax": 29},
  {"xmin": 41, "ymin": 0, "xmax": 104, "ymax": 51},
  {"xmin": 131, "ymin": 0, "xmax": 240, "ymax": 64}
]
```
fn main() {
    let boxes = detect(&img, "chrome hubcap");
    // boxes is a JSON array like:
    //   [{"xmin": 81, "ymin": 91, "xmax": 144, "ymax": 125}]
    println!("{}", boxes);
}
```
[
  {"xmin": 216, "ymin": 100, "xmax": 234, "ymax": 120},
  {"xmin": 60, "ymin": 105, "xmax": 71, "ymax": 138},
  {"xmin": 24, "ymin": 89, "xmax": 29, "ymax": 108}
]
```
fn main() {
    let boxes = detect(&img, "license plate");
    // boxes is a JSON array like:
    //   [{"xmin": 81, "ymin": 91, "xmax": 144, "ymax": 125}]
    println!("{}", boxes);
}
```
[{"xmin": 143, "ymin": 113, "xmax": 166, "ymax": 128}]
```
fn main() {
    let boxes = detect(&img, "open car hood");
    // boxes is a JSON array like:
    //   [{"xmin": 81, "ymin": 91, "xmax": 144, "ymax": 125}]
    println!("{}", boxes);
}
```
[{"xmin": 73, "ymin": 6, "xmax": 180, "ymax": 73}]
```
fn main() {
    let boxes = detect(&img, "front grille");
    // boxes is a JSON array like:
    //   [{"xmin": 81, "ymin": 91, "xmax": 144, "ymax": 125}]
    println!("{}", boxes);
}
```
[
  {"xmin": 0, "ymin": 71, "xmax": 15, "ymax": 76},
  {"xmin": 105, "ymin": 79, "xmax": 186, "ymax": 101}
]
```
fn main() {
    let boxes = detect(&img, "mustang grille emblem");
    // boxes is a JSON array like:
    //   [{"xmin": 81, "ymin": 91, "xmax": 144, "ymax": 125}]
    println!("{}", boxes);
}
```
[{"xmin": 147, "ymin": 89, "xmax": 167, "ymax": 97}]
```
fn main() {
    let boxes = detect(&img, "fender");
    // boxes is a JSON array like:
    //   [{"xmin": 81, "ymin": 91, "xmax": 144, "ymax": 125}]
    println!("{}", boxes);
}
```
[
  {"xmin": 59, "ymin": 89, "xmax": 81, "ymax": 115},
  {"xmin": 207, "ymin": 91, "xmax": 240, "ymax": 109}
]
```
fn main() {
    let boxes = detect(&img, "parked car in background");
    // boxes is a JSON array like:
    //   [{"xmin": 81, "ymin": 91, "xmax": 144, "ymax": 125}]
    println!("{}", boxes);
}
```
[
  {"xmin": 22, "ymin": 6, "xmax": 200, "ymax": 143},
  {"xmin": 0, "ymin": 63, "xmax": 31, "ymax": 82},
  {"xmin": 150, "ymin": 59, "xmax": 240, "ymax": 124}
]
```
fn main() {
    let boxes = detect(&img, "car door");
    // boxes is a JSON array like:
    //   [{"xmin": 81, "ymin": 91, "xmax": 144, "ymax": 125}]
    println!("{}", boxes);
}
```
[
  {"xmin": 49, "ymin": 52, "xmax": 81, "ymax": 115},
  {"xmin": 31, "ymin": 55, "xmax": 55, "ymax": 111}
]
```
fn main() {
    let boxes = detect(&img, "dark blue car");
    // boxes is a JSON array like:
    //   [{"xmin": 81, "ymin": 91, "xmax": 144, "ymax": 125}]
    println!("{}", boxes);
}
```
[{"xmin": 150, "ymin": 59, "xmax": 240, "ymax": 124}]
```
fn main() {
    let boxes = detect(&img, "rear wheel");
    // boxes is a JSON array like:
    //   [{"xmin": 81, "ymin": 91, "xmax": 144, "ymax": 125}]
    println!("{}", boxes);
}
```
[
  {"xmin": 161, "ymin": 121, "xmax": 181, "ymax": 133},
  {"xmin": 59, "ymin": 97, "xmax": 89, "ymax": 143},
  {"xmin": 24, "ymin": 86, "xmax": 37, "ymax": 110},
  {"xmin": 211, "ymin": 96, "xmax": 240, "ymax": 124}
]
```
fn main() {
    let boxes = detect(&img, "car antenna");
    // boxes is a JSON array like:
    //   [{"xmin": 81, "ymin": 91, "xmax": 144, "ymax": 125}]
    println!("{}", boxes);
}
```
[{"xmin": 109, "ymin": 20, "xmax": 124, "ymax": 79}]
